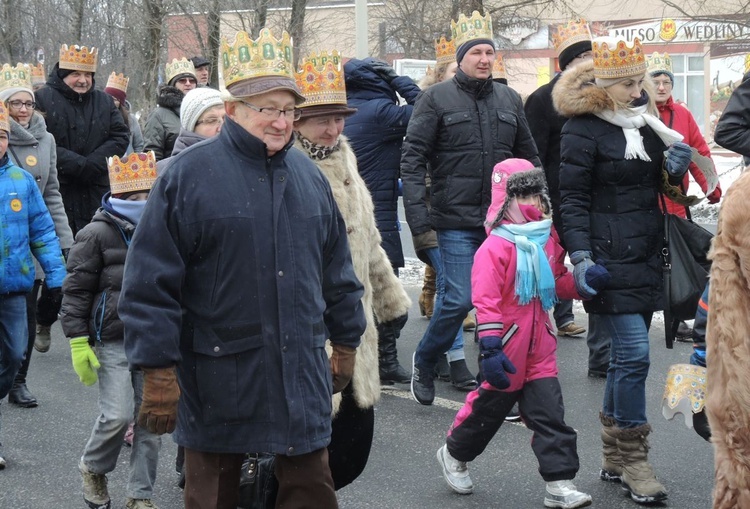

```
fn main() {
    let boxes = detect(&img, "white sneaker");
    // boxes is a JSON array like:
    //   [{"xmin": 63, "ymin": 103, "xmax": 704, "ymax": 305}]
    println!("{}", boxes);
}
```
[
  {"xmin": 0, "ymin": 453, "xmax": 5, "ymax": 470},
  {"xmin": 436, "ymin": 444, "xmax": 473, "ymax": 494},
  {"xmin": 544, "ymin": 480, "xmax": 592, "ymax": 508}
]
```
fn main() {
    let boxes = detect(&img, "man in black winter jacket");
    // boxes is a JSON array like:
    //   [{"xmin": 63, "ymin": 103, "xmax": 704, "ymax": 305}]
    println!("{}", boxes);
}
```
[{"xmin": 401, "ymin": 22, "xmax": 540, "ymax": 406}]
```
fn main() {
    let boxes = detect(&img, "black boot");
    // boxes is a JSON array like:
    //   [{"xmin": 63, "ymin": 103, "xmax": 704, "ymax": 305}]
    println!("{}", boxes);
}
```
[
  {"xmin": 449, "ymin": 359, "xmax": 477, "ymax": 391},
  {"xmin": 378, "ymin": 317, "xmax": 411, "ymax": 384},
  {"xmin": 434, "ymin": 355, "xmax": 450, "ymax": 381},
  {"xmin": 8, "ymin": 383, "xmax": 38, "ymax": 408}
]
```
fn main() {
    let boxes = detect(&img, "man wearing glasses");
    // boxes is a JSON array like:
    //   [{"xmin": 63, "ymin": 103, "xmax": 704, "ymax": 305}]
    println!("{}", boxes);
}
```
[
  {"xmin": 143, "ymin": 58, "xmax": 198, "ymax": 160},
  {"xmin": 119, "ymin": 29, "xmax": 366, "ymax": 509}
]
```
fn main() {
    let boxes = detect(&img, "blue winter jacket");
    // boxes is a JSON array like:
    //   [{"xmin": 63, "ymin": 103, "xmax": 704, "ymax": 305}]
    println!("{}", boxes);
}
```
[
  {"xmin": 119, "ymin": 117, "xmax": 366, "ymax": 455},
  {"xmin": 343, "ymin": 58, "xmax": 420, "ymax": 269},
  {"xmin": 0, "ymin": 155, "xmax": 66, "ymax": 293}
]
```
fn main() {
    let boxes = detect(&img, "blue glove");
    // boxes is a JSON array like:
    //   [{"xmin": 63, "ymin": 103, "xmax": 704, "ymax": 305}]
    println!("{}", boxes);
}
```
[
  {"xmin": 664, "ymin": 142, "xmax": 692, "ymax": 178},
  {"xmin": 479, "ymin": 335, "xmax": 517, "ymax": 390},
  {"xmin": 585, "ymin": 260, "xmax": 611, "ymax": 292},
  {"xmin": 570, "ymin": 250, "xmax": 597, "ymax": 299}
]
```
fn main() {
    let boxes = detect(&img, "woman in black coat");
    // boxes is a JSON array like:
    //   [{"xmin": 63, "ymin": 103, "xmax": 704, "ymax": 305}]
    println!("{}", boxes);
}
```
[{"xmin": 553, "ymin": 37, "xmax": 692, "ymax": 506}]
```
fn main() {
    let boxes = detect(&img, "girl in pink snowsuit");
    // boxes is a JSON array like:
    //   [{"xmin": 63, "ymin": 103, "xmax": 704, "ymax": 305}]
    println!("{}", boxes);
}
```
[{"xmin": 436, "ymin": 158, "xmax": 607, "ymax": 509}]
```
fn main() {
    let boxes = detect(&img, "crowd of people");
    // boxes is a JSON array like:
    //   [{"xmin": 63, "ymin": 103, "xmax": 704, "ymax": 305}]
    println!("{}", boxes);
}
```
[{"xmin": 0, "ymin": 9, "xmax": 743, "ymax": 509}]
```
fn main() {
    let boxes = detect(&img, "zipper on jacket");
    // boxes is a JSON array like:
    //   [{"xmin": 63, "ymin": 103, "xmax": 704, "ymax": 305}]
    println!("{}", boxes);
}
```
[{"xmin": 94, "ymin": 291, "xmax": 107, "ymax": 342}]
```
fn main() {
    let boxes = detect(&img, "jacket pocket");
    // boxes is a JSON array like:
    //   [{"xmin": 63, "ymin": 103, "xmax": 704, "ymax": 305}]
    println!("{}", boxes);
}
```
[
  {"xmin": 441, "ymin": 111, "xmax": 476, "ymax": 147},
  {"xmin": 191, "ymin": 322, "xmax": 270, "ymax": 426},
  {"xmin": 496, "ymin": 111, "xmax": 518, "ymax": 148}
]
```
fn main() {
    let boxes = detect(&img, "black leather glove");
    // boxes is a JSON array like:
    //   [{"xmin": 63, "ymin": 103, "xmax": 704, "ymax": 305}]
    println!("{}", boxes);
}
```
[
  {"xmin": 48, "ymin": 287, "xmax": 63, "ymax": 315},
  {"xmin": 368, "ymin": 59, "xmax": 399, "ymax": 84}
]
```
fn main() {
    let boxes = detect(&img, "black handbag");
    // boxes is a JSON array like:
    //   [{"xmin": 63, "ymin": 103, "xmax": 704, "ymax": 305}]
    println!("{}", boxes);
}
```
[
  {"xmin": 238, "ymin": 453, "xmax": 278, "ymax": 509},
  {"xmin": 661, "ymin": 207, "xmax": 713, "ymax": 349}
]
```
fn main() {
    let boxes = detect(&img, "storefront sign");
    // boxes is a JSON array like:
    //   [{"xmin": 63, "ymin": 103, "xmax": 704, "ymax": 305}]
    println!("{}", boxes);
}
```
[{"xmin": 604, "ymin": 18, "xmax": 750, "ymax": 44}]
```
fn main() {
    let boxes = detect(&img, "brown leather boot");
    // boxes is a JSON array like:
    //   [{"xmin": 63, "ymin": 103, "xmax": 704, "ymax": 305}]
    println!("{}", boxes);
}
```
[
  {"xmin": 599, "ymin": 413, "xmax": 622, "ymax": 482},
  {"xmin": 616, "ymin": 423, "xmax": 668, "ymax": 504},
  {"xmin": 419, "ymin": 265, "xmax": 436, "ymax": 319}
]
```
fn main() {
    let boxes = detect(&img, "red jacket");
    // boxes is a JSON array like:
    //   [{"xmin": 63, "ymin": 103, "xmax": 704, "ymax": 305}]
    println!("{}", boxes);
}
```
[{"xmin": 658, "ymin": 97, "xmax": 719, "ymax": 217}]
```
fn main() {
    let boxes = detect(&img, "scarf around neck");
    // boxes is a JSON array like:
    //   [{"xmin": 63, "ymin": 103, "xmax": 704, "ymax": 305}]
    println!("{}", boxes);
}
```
[
  {"xmin": 595, "ymin": 104, "xmax": 683, "ymax": 161},
  {"xmin": 296, "ymin": 133, "xmax": 341, "ymax": 160},
  {"xmin": 492, "ymin": 219, "xmax": 557, "ymax": 310}
]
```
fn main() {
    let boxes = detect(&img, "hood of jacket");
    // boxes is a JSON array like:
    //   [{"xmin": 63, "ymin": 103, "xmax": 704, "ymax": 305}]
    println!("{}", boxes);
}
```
[
  {"xmin": 552, "ymin": 61, "xmax": 615, "ymax": 118},
  {"xmin": 9, "ymin": 111, "xmax": 48, "ymax": 146},
  {"xmin": 157, "ymin": 85, "xmax": 185, "ymax": 110},
  {"xmin": 45, "ymin": 62, "xmax": 96, "ymax": 102},
  {"xmin": 172, "ymin": 128, "xmax": 207, "ymax": 156},
  {"xmin": 344, "ymin": 58, "xmax": 397, "ymax": 103}
]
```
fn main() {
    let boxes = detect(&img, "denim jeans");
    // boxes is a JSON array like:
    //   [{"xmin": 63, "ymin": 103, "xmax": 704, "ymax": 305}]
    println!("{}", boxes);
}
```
[
  {"xmin": 424, "ymin": 247, "xmax": 464, "ymax": 362},
  {"xmin": 81, "ymin": 340, "xmax": 161, "ymax": 499},
  {"xmin": 599, "ymin": 313, "xmax": 652, "ymax": 429},
  {"xmin": 0, "ymin": 294, "xmax": 28, "ymax": 399},
  {"xmin": 553, "ymin": 299, "xmax": 574, "ymax": 328},
  {"xmin": 587, "ymin": 313, "xmax": 611, "ymax": 372},
  {"xmin": 415, "ymin": 229, "xmax": 485, "ymax": 371}
]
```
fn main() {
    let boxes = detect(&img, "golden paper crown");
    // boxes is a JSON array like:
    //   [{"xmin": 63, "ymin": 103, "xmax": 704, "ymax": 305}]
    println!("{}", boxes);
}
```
[
  {"xmin": 647, "ymin": 52, "xmax": 672, "ymax": 76},
  {"xmin": 592, "ymin": 37, "xmax": 646, "ymax": 80},
  {"xmin": 745, "ymin": 54, "xmax": 750, "ymax": 74},
  {"xmin": 221, "ymin": 29, "xmax": 295, "ymax": 89},
  {"xmin": 451, "ymin": 11, "xmax": 494, "ymax": 49},
  {"xmin": 106, "ymin": 72, "xmax": 129, "ymax": 93},
  {"xmin": 435, "ymin": 36, "xmax": 456, "ymax": 66},
  {"xmin": 492, "ymin": 53, "xmax": 506, "ymax": 80},
  {"xmin": 0, "ymin": 63, "xmax": 33, "ymax": 94},
  {"xmin": 107, "ymin": 152, "xmax": 158, "ymax": 195},
  {"xmin": 294, "ymin": 51, "xmax": 346, "ymax": 108},
  {"xmin": 0, "ymin": 102, "xmax": 9, "ymax": 132},
  {"xmin": 165, "ymin": 58, "xmax": 196, "ymax": 84},
  {"xmin": 29, "ymin": 63, "xmax": 45, "ymax": 86},
  {"xmin": 550, "ymin": 19, "xmax": 592, "ymax": 56},
  {"xmin": 59, "ymin": 44, "xmax": 98, "ymax": 72}
]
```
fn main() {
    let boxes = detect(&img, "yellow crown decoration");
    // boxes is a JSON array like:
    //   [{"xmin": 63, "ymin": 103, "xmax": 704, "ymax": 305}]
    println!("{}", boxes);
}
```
[
  {"xmin": 451, "ymin": 11, "xmax": 494, "ymax": 49},
  {"xmin": 647, "ymin": 52, "xmax": 672, "ymax": 76},
  {"xmin": 221, "ymin": 29, "xmax": 295, "ymax": 89},
  {"xmin": 294, "ymin": 51, "xmax": 346, "ymax": 108},
  {"xmin": 106, "ymin": 72, "xmax": 129, "ymax": 93},
  {"xmin": 0, "ymin": 63, "xmax": 32, "ymax": 93},
  {"xmin": 492, "ymin": 53, "xmax": 506, "ymax": 80},
  {"xmin": 745, "ymin": 54, "xmax": 750, "ymax": 74},
  {"xmin": 592, "ymin": 37, "xmax": 646, "ymax": 80},
  {"xmin": 107, "ymin": 152, "xmax": 158, "ymax": 195},
  {"xmin": 29, "ymin": 63, "xmax": 45, "ymax": 86},
  {"xmin": 0, "ymin": 102, "xmax": 9, "ymax": 132},
  {"xmin": 435, "ymin": 36, "xmax": 456, "ymax": 66},
  {"xmin": 59, "ymin": 44, "xmax": 98, "ymax": 72},
  {"xmin": 165, "ymin": 58, "xmax": 196, "ymax": 84},
  {"xmin": 550, "ymin": 19, "xmax": 592, "ymax": 56}
]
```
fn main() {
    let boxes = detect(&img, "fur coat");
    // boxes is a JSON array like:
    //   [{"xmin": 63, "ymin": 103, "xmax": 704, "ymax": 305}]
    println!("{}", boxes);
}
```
[
  {"xmin": 706, "ymin": 169, "xmax": 750, "ymax": 508},
  {"xmin": 293, "ymin": 134, "xmax": 411, "ymax": 415}
]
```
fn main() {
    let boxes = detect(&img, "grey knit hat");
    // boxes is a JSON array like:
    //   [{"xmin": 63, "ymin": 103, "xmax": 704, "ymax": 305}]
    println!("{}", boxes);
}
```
[{"xmin": 180, "ymin": 87, "xmax": 223, "ymax": 131}]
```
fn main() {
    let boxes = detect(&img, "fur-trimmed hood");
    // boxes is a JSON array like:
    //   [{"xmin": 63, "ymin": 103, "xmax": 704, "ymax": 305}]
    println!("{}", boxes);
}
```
[
  {"xmin": 552, "ymin": 61, "xmax": 657, "ymax": 118},
  {"xmin": 156, "ymin": 85, "xmax": 184, "ymax": 109}
]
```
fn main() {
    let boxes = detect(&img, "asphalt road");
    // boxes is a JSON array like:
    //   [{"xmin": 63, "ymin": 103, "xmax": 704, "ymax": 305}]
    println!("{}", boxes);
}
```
[{"xmin": 0, "ymin": 214, "xmax": 715, "ymax": 508}]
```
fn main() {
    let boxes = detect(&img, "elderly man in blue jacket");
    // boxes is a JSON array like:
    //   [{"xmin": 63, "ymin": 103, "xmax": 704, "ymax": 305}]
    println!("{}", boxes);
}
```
[
  {"xmin": 119, "ymin": 29, "xmax": 366, "ymax": 509},
  {"xmin": 344, "ymin": 57, "xmax": 420, "ymax": 385}
]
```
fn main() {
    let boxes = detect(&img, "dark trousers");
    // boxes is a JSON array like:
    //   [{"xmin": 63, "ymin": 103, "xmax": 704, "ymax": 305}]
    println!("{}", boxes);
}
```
[
  {"xmin": 36, "ymin": 281, "xmax": 59, "ymax": 327},
  {"xmin": 328, "ymin": 385, "xmax": 375, "ymax": 490},
  {"xmin": 587, "ymin": 313, "xmax": 611, "ymax": 372},
  {"xmin": 15, "ymin": 280, "xmax": 42, "ymax": 385},
  {"xmin": 553, "ymin": 299, "xmax": 574, "ymax": 328},
  {"xmin": 184, "ymin": 447, "xmax": 337, "ymax": 509},
  {"xmin": 447, "ymin": 377, "xmax": 579, "ymax": 482}
]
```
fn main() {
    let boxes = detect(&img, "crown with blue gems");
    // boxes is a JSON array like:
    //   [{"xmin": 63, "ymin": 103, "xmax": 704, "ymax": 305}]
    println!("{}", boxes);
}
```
[
  {"xmin": 294, "ymin": 50, "xmax": 346, "ymax": 107},
  {"xmin": 59, "ymin": 44, "xmax": 97, "ymax": 72},
  {"xmin": 221, "ymin": 29, "xmax": 295, "ymax": 88},
  {"xmin": 451, "ymin": 11, "xmax": 494, "ymax": 49}
]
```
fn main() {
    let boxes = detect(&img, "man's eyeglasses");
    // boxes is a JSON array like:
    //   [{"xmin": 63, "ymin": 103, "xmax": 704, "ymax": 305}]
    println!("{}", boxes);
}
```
[
  {"xmin": 654, "ymin": 80, "xmax": 673, "ymax": 88},
  {"xmin": 196, "ymin": 117, "xmax": 224, "ymax": 126},
  {"xmin": 7, "ymin": 100, "xmax": 36, "ymax": 110},
  {"xmin": 240, "ymin": 101, "xmax": 301, "ymax": 121}
]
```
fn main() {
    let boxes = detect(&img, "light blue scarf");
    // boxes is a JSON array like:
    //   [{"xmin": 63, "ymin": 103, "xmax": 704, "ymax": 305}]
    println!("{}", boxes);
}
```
[{"xmin": 492, "ymin": 219, "xmax": 557, "ymax": 310}]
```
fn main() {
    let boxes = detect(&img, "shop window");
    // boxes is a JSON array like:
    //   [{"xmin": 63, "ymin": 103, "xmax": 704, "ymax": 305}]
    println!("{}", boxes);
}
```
[{"xmin": 671, "ymin": 54, "xmax": 705, "ymax": 132}]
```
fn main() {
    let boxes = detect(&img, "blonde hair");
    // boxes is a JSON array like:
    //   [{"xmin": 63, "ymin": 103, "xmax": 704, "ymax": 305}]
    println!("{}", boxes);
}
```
[
  {"xmin": 602, "ymin": 74, "xmax": 658, "ymax": 116},
  {"xmin": 419, "ymin": 62, "xmax": 455, "ymax": 90}
]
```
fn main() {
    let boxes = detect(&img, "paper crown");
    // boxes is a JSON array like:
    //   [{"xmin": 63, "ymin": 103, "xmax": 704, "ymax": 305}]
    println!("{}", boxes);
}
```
[
  {"xmin": 165, "ymin": 58, "xmax": 196, "ymax": 84},
  {"xmin": 59, "ymin": 44, "xmax": 98, "ymax": 72},
  {"xmin": 221, "ymin": 29, "xmax": 295, "ymax": 89},
  {"xmin": 0, "ymin": 102, "xmax": 9, "ymax": 132},
  {"xmin": 745, "ymin": 54, "xmax": 750, "ymax": 74},
  {"xmin": 107, "ymin": 152, "xmax": 158, "ymax": 195},
  {"xmin": 550, "ymin": 19, "xmax": 592, "ymax": 56},
  {"xmin": 435, "ymin": 36, "xmax": 456, "ymax": 66},
  {"xmin": 592, "ymin": 37, "xmax": 646, "ymax": 80},
  {"xmin": 294, "ymin": 51, "xmax": 346, "ymax": 108},
  {"xmin": 106, "ymin": 72, "xmax": 129, "ymax": 93},
  {"xmin": 0, "ymin": 63, "xmax": 32, "ymax": 93},
  {"xmin": 492, "ymin": 53, "xmax": 506, "ymax": 80},
  {"xmin": 451, "ymin": 11, "xmax": 494, "ymax": 49},
  {"xmin": 29, "ymin": 63, "xmax": 45, "ymax": 86},
  {"xmin": 647, "ymin": 52, "xmax": 672, "ymax": 76}
]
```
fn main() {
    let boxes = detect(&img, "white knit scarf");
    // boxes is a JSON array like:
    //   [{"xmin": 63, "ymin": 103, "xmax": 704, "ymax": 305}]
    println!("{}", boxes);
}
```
[{"xmin": 595, "ymin": 104, "xmax": 683, "ymax": 161}]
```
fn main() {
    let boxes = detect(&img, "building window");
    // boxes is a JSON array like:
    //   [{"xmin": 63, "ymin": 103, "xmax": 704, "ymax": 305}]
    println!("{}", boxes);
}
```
[{"xmin": 671, "ymin": 54, "xmax": 705, "ymax": 132}]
